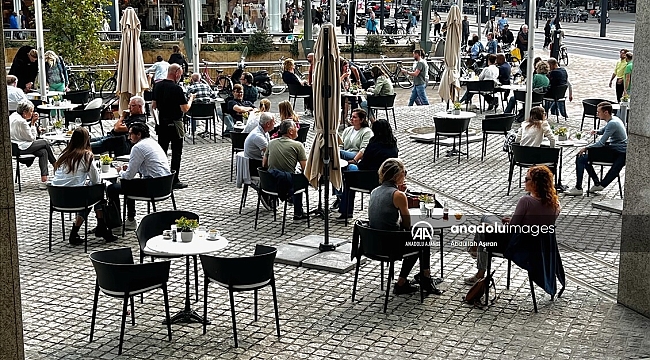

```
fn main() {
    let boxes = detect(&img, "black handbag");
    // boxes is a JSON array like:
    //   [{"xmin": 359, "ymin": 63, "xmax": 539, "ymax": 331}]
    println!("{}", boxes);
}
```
[{"xmin": 101, "ymin": 199, "xmax": 122, "ymax": 230}]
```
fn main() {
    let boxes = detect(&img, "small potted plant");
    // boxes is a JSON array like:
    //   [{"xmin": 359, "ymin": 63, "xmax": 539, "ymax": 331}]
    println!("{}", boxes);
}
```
[
  {"xmin": 620, "ymin": 94, "xmax": 630, "ymax": 106},
  {"xmin": 453, "ymin": 101, "xmax": 462, "ymax": 115},
  {"xmin": 99, "ymin": 155, "xmax": 113, "ymax": 173},
  {"xmin": 575, "ymin": 132, "xmax": 582, "ymax": 140},
  {"xmin": 555, "ymin": 126, "xmax": 568, "ymax": 141},
  {"xmin": 52, "ymin": 95, "xmax": 61, "ymax": 106},
  {"xmin": 53, "ymin": 119, "xmax": 64, "ymax": 134},
  {"xmin": 175, "ymin": 216, "xmax": 199, "ymax": 242}
]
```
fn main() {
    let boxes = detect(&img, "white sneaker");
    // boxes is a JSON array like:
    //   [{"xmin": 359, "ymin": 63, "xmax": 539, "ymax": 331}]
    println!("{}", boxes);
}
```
[
  {"xmin": 124, "ymin": 219, "xmax": 137, "ymax": 231},
  {"xmin": 588, "ymin": 185, "xmax": 605, "ymax": 193},
  {"xmin": 565, "ymin": 187, "xmax": 583, "ymax": 196}
]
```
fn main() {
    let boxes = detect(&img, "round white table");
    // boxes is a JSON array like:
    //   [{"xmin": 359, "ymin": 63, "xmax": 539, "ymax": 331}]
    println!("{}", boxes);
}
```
[
  {"xmin": 41, "ymin": 132, "xmax": 71, "ymax": 143},
  {"xmin": 146, "ymin": 233, "xmax": 228, "ymax": 324},
  {"xmin": 499, "ymin": 84, "xmax": 527, "ymax": 91},
  {"xmin": 433, "ymin": 111, "xmax": 476, "ymax": 119},
  {"xmin": 37, "ymin": 102, "xmax": 80, "ymax": 128},
  {"xmin": 99, "ymin": 167, "xmax": 120, "ymax": 182}
]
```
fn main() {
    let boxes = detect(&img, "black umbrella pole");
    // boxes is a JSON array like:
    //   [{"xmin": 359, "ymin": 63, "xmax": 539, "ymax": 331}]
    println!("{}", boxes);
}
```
[{"xmin": 320, "ymin": 27, "xmax": 336, "ymax": 252}]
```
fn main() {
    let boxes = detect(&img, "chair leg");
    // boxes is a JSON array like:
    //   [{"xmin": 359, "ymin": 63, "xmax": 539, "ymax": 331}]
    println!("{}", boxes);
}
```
[
  {"xmin": 507, "ymin": 260, "xmax": 512, "ymax": 290},
  {"xmin": 254, "ymin": 289, "xmax": 258, "ymax": 321},
  {"xmin": 465, "ymin": 131, "xmax": 469, "ymax": 160},
  {"xmin": 60, "ymin": 212, "xmax": 65, "ymax": 242},
  {"xmin": 230, "ymin": 151, "xmax": 235, "ymax": 182},
  {"xmin": 271, "ymin": 280, "xmax": 281, "ymax": 338},
  {"xmin": 507, "ymin": 161, "xmax": 515, "ymax": 195},
  {"xmin": 617, "ymin": 175, "xmax": 623, "ymax": 198},
  {"xmin": 580, "ymin": 114, "xmax": 585, "ymax": 131},
  {"xmin": 391, "ymin": 108, "xmax": 396, "ymax": 130},
  {"xmin": 84, "ymin": 219, "xmax": 88, "ymax": 253},
  {"xmin": 529, "ymin": 277, "xmax": 538, "ymax": 313},
  {"xmin": 193, "ymin": 255, "xmax": 199, "ymax": 302},
  {"xmin": 171, "ymin": 192, "xmax": 177, "ymax": 210},
  {"xmin": 163, "ymin": 284, "xmax": 172, "ymax": 341},
  {"xmin": 380, "ymin": 261, "xmax": 384, "ymax": 290},
  {"xmin": 352, "ymin": 258, "xmax": 361, "ymax": 302},
  {"xmin": 485, "ymin": 252, "xmax": 492, "ymax": 305},
  {"xmin": 384, "ymin": 262, "xmax": 394, "ymax": 313},
  {"xmin": 228, "ymin": 290, "xmax": 238, "ymax": 348},
  {"xmin": 203, "ymin": 278, "xmax": 209, "ymax": 335},
  {"xmin": 89, "ymin": 284, "xmax": 100, "ymax": 342},
  {"xmin": 118, "ymin": 295, "xmax": 129, "ymax": 355},
  {"xmin": 122, "ymin": 198, "xmax": 127, "ymax": 237},
  {"xmin": 281, "ymin": 200, "xmax": 288, "ymax": 235},
  {"xmin": 239, "ymin": 184, "xmax": 248, "ymax": 214},
  {"xmin": 151, "ymin": 201, "xmax": 156, "ymax": 213},
  {"xmin": 305, "ymin": 188, "xmax": 310, "ymax": 228},
  {"xmin": 49, "ymin": 209, "xmax": 53, "ymax": 252},
  {"xmin": 481, "ymin": 133, "xmax": 487, "ymax": 161},
  {"xmin": 254, "ymin": 192, "xmax": 261, "ymax": 230},
  {"xmin": 130, "ymin": 296, "xmax": 135, "ymax": 325}
]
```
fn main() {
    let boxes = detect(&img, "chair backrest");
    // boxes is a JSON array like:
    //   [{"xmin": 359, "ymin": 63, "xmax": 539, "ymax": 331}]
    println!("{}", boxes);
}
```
[
  {"xmin": 513, "ymin": 90, "xmax": 526, "ymax": 102},
  {"xmin": 90, "ymin": 247, "xmax": 171, "ymax": 295},
  {"xmin": 366, "ymin": 93, "xmax": 397, "ymax": 108},
  {"xmin": 188, "ymin": 102, "xmax": 216, "ymax": 118},
  {"xmin": 587, "ymin": 147, "xmax": 618, "ymax": 165},
  {"xmin": 545, "ymin": 84, "xmax": 568, "ymax": 101},
  {"xmin": 343, "ymin": 170, "xmax": 380, "ymax": 193},
  {"xmin": 582, "ymin": 98, "xmax": 609, "ymax": 117},
  {"xmin": 200, "ymin": 245, "xmax": 277, "ymax": 288},
  {"xmin": 121, "ymin": 172, "xmax": 175, "ymax": 200},
  {"xmin": 47, "ymin": 183, "xmax": 105, "ymax": 210},
  {"xmin": 434, "ymin": 117, "xmax": 471, "ymax": 135},
  {"xmin": 355, "ymin": 221, "xmax": 412, "ymax": 262},
  {"xmin": 63, "ymin": 90, "xmax": 90, "ymax": 105},
  {"xmin": 477, "ymin": 79, "xmax": 496, "ymax": 92},
  {"xmin": 296, "ymin": 123, "xmax": 310, "ymax": 143},
  {"xmin": 288, "ymin": 84, "xmax": 312, "ymax": 97},
  {"xmin": 64, "ymin": 107, "xmax": 103, "ymax": 126},
  {"xmin": 482, "ymin": 113, "xmax": 516, "ymax": 132},
  {"xmin": 257, "ymin": 167, "xmax": 280, "ymax": 194},
  {"xmin": 136, "ymin": 210, "xmax": 199, "ymax": 253},
  {"xmin": 231, "ymin": 131, "xmax": 249, "ymax": 151},
  {"xmin": 531, "ymin": 91, "xmax": 545, "ymax": 104},
  {"xmin": 514, "ymin": 90, "xmax": 544, "ymax": 104},
  {"xmin": 511, "ymin": 144, "xmax": 560, "ymax": 167},
  {"xmin": 11, "ymin": 142, "xmax": 20, "ymax": 157}
]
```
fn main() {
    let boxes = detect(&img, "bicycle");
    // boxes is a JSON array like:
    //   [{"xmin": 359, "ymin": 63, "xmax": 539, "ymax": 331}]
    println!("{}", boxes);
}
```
[
  {"xmin": 270, "ymin": 56, "xmax": 306, "ymax": 95},
  {"xmin": 200, "ymin": 59, "xmax": 233, "ymax": 98},
  {"xmin": 377, "ymin": 55, "xmax": 413, "ymax": 89},
  {"xmin": 67, "ymin": 62, "xmax": 117, "ymax": 100}
]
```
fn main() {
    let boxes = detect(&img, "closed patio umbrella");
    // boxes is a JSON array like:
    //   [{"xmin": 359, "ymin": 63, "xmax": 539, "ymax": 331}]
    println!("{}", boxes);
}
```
[
  {"xmin": 116, "ymin": 7, "xmax": 149, "ymax": 114},
  {"xmin": 438, "ymin": 5, "xmax": 462, "ymax": 102},
  {"xmin": 304, "ymin": 24, "xmax": 342, "ymax": 249}
]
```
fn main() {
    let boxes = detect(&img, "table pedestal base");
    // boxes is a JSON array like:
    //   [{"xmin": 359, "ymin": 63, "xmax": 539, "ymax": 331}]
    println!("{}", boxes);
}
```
[
  {"xmin": 445, "ymin": 148, "xmax": 466, "ymax": 157},
  {"xmin": 164, "ymin": 309, "xmax": 210, "ymax": 325}
]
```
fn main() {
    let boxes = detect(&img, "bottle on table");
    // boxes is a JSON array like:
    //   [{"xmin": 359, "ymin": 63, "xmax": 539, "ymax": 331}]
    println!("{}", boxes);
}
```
[{"xmin": 443, "ymin": 201, "xmax": 449, "ymax": 220}]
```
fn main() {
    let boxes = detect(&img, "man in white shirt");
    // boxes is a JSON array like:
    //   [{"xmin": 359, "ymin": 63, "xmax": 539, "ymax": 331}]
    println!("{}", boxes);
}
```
[
  {"xmin": 7, "ymin": 75, "xmax": 28, "ymax": 112},
  {"xmin": 106, "ymin": 122, "xmax": 171, "ymax": 230},
  {"xmin": 146, "ymin": 56, "xmax": 170, "ymax": 84},
  {"xmin": 243, "ymin": 112, "xmax": 275, "ymax": 209},
  {"xmin": 461, "ymin": 54, "xmax": 500, "ymax": 109}
]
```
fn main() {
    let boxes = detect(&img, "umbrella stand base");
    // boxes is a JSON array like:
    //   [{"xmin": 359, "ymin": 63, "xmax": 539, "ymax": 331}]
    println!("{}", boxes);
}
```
[{"xmin": 318, "ymin": 243, "xmax": 337, "ymax": 252}]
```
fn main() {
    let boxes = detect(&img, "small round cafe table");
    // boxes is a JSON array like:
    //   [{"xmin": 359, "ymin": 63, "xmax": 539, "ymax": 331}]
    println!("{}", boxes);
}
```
[{"xmin": 146, "ymin": 233, "xmax": 228, "ymax": 324}]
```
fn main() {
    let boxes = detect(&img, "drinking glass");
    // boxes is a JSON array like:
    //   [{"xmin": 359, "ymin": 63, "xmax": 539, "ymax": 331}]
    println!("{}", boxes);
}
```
[
  {"xmin": 74, "ymin": 118, "xmax": 82, "ymax": 128},
  {"xmin": 424, "ymin": 202, "xmax": 435, "ymax": 218}
]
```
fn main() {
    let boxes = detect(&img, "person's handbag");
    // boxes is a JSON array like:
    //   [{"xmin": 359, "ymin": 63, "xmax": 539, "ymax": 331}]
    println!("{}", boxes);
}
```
[
  {"xmin": 101, "ymin": 199, "xmax": 122, "ymax": 230},
  {"xmin": 464, "ymin": 276, "xmax": 496, "ymax": 306},
  {"xmin": 503, "ymin": 129, "xmax": 517, "ymax": 152}
]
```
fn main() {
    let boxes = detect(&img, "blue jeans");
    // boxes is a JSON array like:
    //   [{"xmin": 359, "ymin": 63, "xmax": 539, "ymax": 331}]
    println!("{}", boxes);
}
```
[
  {"xmin": 338, "ymin": 164, "xmax": 358, "ymax": 216},
  {"xmin": 408, "ymin": 84, "xmax": 429, "ymax": 106},
  {"xmin": 545, "ymin": 101, "xmax": 567, "ymax": 118},
  {"xmin": 575, "ymin": 149, "xmax": 626, "ymax": 189},
  {"xmin": 504, "ymin": 96, "xmax": 517, "ymax": 114},
  {"xmin": 360, "ymin": 100, "xmax": 369, "ymax": 117},
  {"xmin": 334, "ymin": 150, "xmax": 358, "ymax": 198}
]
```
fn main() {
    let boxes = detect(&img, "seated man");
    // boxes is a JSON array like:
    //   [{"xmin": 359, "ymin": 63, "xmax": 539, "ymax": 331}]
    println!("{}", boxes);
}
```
[
  {"xmin": 469, "ymin": 34, "xmax": 485, "ymax": 60},
  {"xmin": 499, "ymin": 24, "xmax": 514, "ymax": 46},
  {"xmin": 241, "ymin": 72, "xmax": 258, "ymax": 104},
  {"xmin": 106, "ymin": 123, "xmax": 171, "ymax": 230},
  {"xmin": 7, "ymin": 75, "xmax": 28, "ymax": 112},
  {"xmin": 244, "ymin": 112, "xmax": 275, "ymax": 209},
  {"xmin": 263, "ymin": 120, "xmax": 308, "ymax": 221},
  {"xmin": 460, "ymin": 54, "xmax": 499, "ymax": 109},
  {"xmin": 91, "ymin": 95, "xmax": 147, "ymax": 155},
  {"xmin": 566, "ymin": 102, "xmax": 627, "ymax": 196},
  {"xmin": 486, "ymin": 33, "xmax": 498, "ymax": 54},
  {"xmin": 226, "ymin": 84, "xmax": 255, "ymax": 136},
  {"xmin": 186, "ymin": 73, "xmax": 217, "ymax": 104}
]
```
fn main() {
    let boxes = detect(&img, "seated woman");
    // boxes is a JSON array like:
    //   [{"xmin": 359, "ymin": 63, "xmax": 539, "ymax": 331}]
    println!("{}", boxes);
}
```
[
  {"xmin": 9, "ymin": 100, "xmax": 56, "ymax": 189},
  {"xmin": 515, "ymin": 106, "xmax": 555, "ymax": 148},
  {"xmin": 360, "ymin": 66, "xmax": 395, "ymax": 121},
  {"xmin": 272, "ymin": 100, "xmax": 301, "ymax": 139},
  {"xmin": 504, "ymin": 60, "xmax": 550, "ymax": 114},
  {"xmin": 282, "ymin": 58, "xmax": 312, "ymax": 116},
  {"xmin": 340, "ymin": 59, "xmax": 361, "ymax": 125},
  {"xmin": 51, "ymin": 127, "xmax": 118, "ymax": 244},
  {"xmin": 337, "ymin": 120, "xmax": 398, "ymax": 221},
  {"xmin": 369, "ymin": 158, "xmax": 440, "ymax": 295},
  {"xmin": 244, "ymin": 98, "xmax": 271, "ymax": 133},
  {"xmin": 465, "ymin": 165, "xmax": 560, "ymax": 284}
]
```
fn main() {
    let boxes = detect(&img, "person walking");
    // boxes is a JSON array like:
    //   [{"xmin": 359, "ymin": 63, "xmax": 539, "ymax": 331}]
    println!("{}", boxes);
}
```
[
  {"xmin": 432, "ymin": 11, "xmax": 442, "ymax": 37},
  {"xmin": 543, "ymin": 19, "xmax": 552, "ymax": 50},
  {"xmin": 462, "ymin": 15, "xmax": 470, "ymax": 46},
  {"xmin": 340, "ymin": 7, "xmax": 350, "ymax": 43},
  {"xmin": 402, "ymin": 50, "xmax": 429, "ymax": 106},
  {"xmin": 609, "ymin": 49, "xmax": 628, "ymax": 103}
]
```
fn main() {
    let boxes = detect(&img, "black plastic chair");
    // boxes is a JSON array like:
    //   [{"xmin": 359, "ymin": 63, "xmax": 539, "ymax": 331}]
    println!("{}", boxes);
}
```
[
  {"xmin": 433, "ymin": 117, "xmax": 471, "ymax": 164},
  {"xmin": 11, "ymin": 142, "xmax": 36, "ymax": 192},
  {"xmin": 351, "ymin": 221, "xmax": 424, "ymax": 313},
  {"xmin": 220, "ymin": 101, "xmax": 233, "ymax": 137},
  {"xmin": 230, "ymin": 132, "xmax": 249, "ymax": 181},
  {"xmin": 287, "ymin": 84, "xmax": 312, "ymax": 109},
  {"xmin": 47, "ymin": 183, "xmax": 105, "ymax": 253},
  {"xmin": 341, "ymin": 170, "xmax": 380, "ymax": 226},
  {"xmin": 543, "ymin": 84, "xmax": 569, "ymax": 122},
  {"xmin": 367, "ymin": 93, "xmax": 397, "ymax": 129},
  {"xmin": 581, "ymin": 98, "xmax": 609, "ymax": 131},
  {"xmin": 586, "ymin": 147, "xmax": 624, "ymax": 198},
  {"xmin": 200, "ymin": 245, "xmax": 280, "ymax": 348},
  {"xmin": 481, "ymin": 113, "xmax": 516, "ymax": 161},
  {"xmin": 295, "ymin": 123, "xmax": 311, "ymax": 144},
  {"xmin": 513, "ymin": 90, "xmax": 544, "ymax": 116},
  {"xmin": 63, "ymin": 90, "xmax": 90, "ymax": 106},
  {"xmin": 64, "ymin": 107, "xmax": 104, "ymax": 135},
  {"xmin": 136, "ymin": 211, "xmax": 201, "ymax": 302},
  {"xmin": 465, "ymin": 80, "xmax": 496, "ymax": 113},
  {"xmin": 254, "ymin": 168, "xmax": 310, "ymax": 235},
  {"xmin": 89, "ymin": 248, "xmax": 172, "ymax": 355},
  {"xmin": 120, "ymin": 172, "xmax": 177, "ymax": 236},
  {"xmin": 483, "ymin": 232, "xmax": 512, "ymax": 307},
  {"xmin": 186, "ymin": 102, "xmax": 217, "ymax": 144},
  {"xmin": 508, "ymin": 144, "xmax": 560, "ymax": 195}
]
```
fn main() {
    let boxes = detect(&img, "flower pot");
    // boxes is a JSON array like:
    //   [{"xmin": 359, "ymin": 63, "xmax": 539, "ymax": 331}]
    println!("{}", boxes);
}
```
[
  {"xmin": 558, "ymin": 135, "xmax": 567, "ymax": 141},
  {"xmin": 101, "ymin": 164, "xmax": 110, "ymax": 173},
  {"xmin": 452, "ymin": 109, "xmax": 461, "ymax": 115},
  {"xmin": 620, "ymin": 101, "xmax": 629, "ymax": 108},
  {"xmin": 54, "ymin": 100, "xmax": 60, "ymax": 106},
  {"xmin": 180, "ymin": 231, "xmax": 193, "ymax": 242}
]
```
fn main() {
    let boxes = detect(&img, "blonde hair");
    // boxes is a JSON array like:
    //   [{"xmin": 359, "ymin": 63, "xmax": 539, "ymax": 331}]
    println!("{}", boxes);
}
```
[
  {"xmin": 259, "ymin": 98, "xmax": 271, "ymax": 112},
  {"xmin": 278, "ymin": 100, "xmax": 299, "ymax": 122},
  {"xmin": 378, "ymin": 158, "xmax": 406, "ymax": 184},
  {"xmin": 283, "ymin": 58, "xmax": 295, "ymax": 72},
  {"xmin": 44, "ymin": 50, "xmax": 58, "ymax": 67}
]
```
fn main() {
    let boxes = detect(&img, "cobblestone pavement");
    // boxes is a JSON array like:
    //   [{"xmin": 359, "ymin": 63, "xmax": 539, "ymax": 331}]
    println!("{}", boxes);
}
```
[{"xmin": 13, "ymin": 53, "xmax": 650, "ymax": 359}]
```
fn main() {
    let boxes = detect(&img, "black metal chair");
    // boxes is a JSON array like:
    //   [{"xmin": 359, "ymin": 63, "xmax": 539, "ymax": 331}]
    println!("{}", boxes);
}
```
[
  {"xmin": 287, "ymin": 84, "xmax": 312, "ymax": 109},
  {"xmin": 513, "ymin": 90, "xmax": 544, "ymax": 118},
  {"xmin": 239, "ymin": 157, "xmax": 263, "ymax": 214},
  {"xmin": 351, "ymin": 221, "xmax": 424, "ymax": 313},
  {"xmin": 367, "ymin": 93, "xmax": 397, "ymax": 129},
  {"xmin": 63, "ymin": 89, "xmax": 91, "ymax": 106},
  {"xmin": 185, "ymin": 102, "xmax": 217, "ymax": 144},
  {"xmin": 120, "ymin": 172, "xmax": 177, "ymax": 236},
  {"xmin": 295, "ymin": 123, "xmax": 311, "ymax": 144},
  {"xmin": 136, "ymin": 211, "xmax": 201, "ymax": 302},
  {"xmin": 586, "ymin": 147, "xmax": 624, "ymax": 198},
  {"xmin": 220, "ymin": 101, "xmax": 234, "ymax": 137},
  {"xmin": 11, "ymin": 142, "xmax": 36, "ymax": 192},
  {"xmin": 89, "ymin": 248, "xmax": 172, "ymax": 355},
  {"xmin": 507, "ymin": 144, "xmax": 560, "ymax": 195},
  {"xmin": 47, "ymin": 183, "xmax": 105, "ymax": 253},
  {"xmin": 200, "ymin": 245, "xmax": 280, "ymax": 348},
  {"xmin": 254, "ymin": 168, "xmax": 310, "ymax": 235},
  {"xmin": 230, "ymin": 132, "xmax": 249, "ymax": 181},
  {"xmin": 341, "ymin": 170, "xmax": 380, "ymax": 226},
  {"xmin": 543, "ymin": 84, "xmax": 569, "ymax": 122},
  {"xmin": 433, "ymin": 117, "xmax": 471, "ymax": 164},
  {"xmin": 64, "ymin": 107, "xmax": 104, "ymax": 135},
  {"xmin": 481, "ymin": 113, "xmax": 516, "ymax": 161},
  {"xmin": 581, "ymin": 98, "xmax": 609, "ymax": 131},
  {"xmin": 465, "ymin": 80, "xmax": 496, "ymax": 113}
]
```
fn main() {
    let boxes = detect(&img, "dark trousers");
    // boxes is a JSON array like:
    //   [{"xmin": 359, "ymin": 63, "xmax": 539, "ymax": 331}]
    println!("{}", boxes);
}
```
[
  {"xmin": 615, "ymin": 80, "xmax": 624, "ymax": 103},
  {"xmin": 400, "ymin": 247, "xmax": 431, "ymax": 279},
  {"xmin": 23, "ymin": 139, "xmax": 56, "ymax": 176},
  {"xmin": 158, "ymin": 123, "xmax": 183, "ymax": 183},
  {"xmin": 106, "ymin": 183, "xmax": 136, "ymax": 221},
  {"xmin": 576, "ymin": 148, "xmax": 626, "ymax": 189}
]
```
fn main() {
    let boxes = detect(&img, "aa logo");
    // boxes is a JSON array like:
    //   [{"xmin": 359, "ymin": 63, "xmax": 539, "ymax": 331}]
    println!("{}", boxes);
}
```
[{"xmin": 411, "ymin": 221, "xmax": 434, "ymax": 241}]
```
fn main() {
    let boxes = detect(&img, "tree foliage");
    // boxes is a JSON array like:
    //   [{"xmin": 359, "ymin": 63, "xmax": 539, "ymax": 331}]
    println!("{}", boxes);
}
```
[{"xmin": 43, "ymin": 0, "xmax": 113, "ymax": 65}]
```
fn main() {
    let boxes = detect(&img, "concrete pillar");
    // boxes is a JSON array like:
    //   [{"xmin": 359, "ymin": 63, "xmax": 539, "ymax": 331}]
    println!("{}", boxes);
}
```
[
  {"xmin": 617, "ymin": 0, "xmax": 650, "ymax": 318},
  {"xmin": 0, "ymin": 20, "xmax": 26, "ymax": 360},
  {"xmin": 269, "ymin": 0, "xmax": 280, "ymax": 32}
]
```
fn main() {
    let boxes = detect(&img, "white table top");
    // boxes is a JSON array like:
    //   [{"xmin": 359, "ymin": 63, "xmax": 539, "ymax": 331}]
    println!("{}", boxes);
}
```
[
  {"xmin": 146, "ymin": 233, "xmax": 228, "ymax": 256},
  {"xmin": 341, "ymin": 91, "xmax": 368, "ymax": 97},
  {"xmin": 499, "ymin": 84, "xmax": 527, "ymax": 91},
  {"xmin": 100, "ymin": 167, "xmax": 119, "ymax": 180},
  {"xmin": 409, "ymin": 207, "xmax": 467, "ymax": 229},
  {"xmin": 552, "ymin": 139, "xmax": 589, "ymax": 147},
  {"xmin": 37, "ymin": 102, "xmax": 79, "ymax": 110},
  {"xmin": 41, "ymin": 132, "xmax": 71, "ymax": 142},
  {"xmin": 27, "ymin": 90, "xmax": 66, "ymax": 99},
  {"xmin": 434, "ymin": 111, "xmax": 476, "ymax": 119}
]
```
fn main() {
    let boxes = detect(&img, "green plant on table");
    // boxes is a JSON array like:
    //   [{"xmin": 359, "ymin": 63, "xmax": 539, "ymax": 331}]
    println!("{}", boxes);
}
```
[
  {"xmin": 418, "ymin": 194, "xmax": 434, "ymax": 204},
  {"xmin": 453, "ymin": 101, "xmax": 462, "ymax": 110},
  {"xmin": 175, "ymin": 217, "xmax": 199, "ymax": 232},
  {"xmin": 620, "ymin": 94, "xmax": 630, "ymax": 103},
  {"xmin": 53, "ymin": 119, "xmax": 64, "ymax": 129},
  {"xmin": 554, "ymin": 126, "xmax": 568, "ymax": 137},
  {"xmin": 575, "ymin": 132, "xmax": 582, "ymax": 140},
  {"xmin": 99, "ymin": 154, "xmax": 113, "ymax": 165}
]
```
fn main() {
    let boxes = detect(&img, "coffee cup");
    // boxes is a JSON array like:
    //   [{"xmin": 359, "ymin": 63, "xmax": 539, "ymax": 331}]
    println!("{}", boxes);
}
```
[
  {"xmin": 208, "ymin": 229, "xmax": 220, "ymax": 239},
  {"xmin": 454, "ymin": 212, "xmax": 463, "ymax": 220},
  {"xmin": 162, "ymin": 230, "xmax": 172, "ymax": 239}
]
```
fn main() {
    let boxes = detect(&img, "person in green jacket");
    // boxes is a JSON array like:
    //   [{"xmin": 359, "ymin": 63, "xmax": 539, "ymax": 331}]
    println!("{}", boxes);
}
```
[{"xmin": 361, "ymin": 66, "xmax": 395, "ymax": 121}]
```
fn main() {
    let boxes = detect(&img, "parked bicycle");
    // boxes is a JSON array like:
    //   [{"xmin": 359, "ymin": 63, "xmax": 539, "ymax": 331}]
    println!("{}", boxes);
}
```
[
  {"xmin": 377, "ymin": 55, "xmax": 413, "ymax": 89},
  {"xmin": 200, "ymin": 59, "xmax": 233, "ymax": 98},
  {"xmin": 67, "ymin": 61, "xmax": 117, "ymax": 100}
]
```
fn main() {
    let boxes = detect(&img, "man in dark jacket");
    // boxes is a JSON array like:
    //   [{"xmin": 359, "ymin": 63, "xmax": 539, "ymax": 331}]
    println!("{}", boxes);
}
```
[
  {"xmin": 9, "ymin": 46, "xmax": 38, "ymax": 91},
  {"xmin": 462, "ymin": 16, "xmax": 470, "ymax": 46}
]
